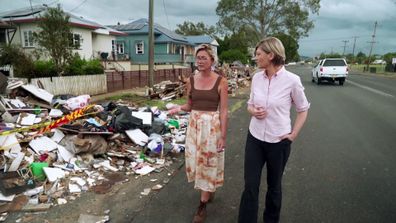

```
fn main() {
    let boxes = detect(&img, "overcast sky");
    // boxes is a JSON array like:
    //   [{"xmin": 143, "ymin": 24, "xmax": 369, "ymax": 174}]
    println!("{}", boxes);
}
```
[{"xmin": 1, "ymin": 0, "xmax": 396, "ymax": 57}]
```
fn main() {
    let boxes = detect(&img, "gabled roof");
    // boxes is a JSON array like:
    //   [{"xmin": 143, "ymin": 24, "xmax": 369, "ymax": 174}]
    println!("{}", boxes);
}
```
[
  {"xmin": 0, "ymin": 5, "xmax": 126, "ymax": 36},
  {"xmin": 109, "ymin": 18, "xmax": 193, "ymax": 45},
  {"xmin": 185, "ymin": 35, "xmax": 219, "ymax": 46}
]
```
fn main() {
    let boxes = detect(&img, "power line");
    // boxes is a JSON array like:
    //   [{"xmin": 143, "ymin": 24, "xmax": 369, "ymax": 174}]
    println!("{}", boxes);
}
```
[
  {"xmin": 162, "ymin": 0, "xmax": 171, "ymax": 30},
  {"xmin": 70, "ymin": 0, "xmax": 88, "ymax": 12},
  {"xmin": 299, "ymin": 35, "xmax": 370, "ymax": 42},
  {"xmin": 28, "ymin": 0, "xmax": 33, "ymax": 11}
]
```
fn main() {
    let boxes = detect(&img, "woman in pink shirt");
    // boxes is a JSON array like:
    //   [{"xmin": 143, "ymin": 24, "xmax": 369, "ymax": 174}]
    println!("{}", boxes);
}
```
[{"xmin": 238, "ymin": 37, "xmax": 310, "ymax": 223}]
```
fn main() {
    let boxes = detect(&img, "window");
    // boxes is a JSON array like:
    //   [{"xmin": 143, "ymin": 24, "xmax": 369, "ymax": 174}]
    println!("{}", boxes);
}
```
[
  {"xmin": 69, "ymin": 33, "xmax": 82, "ymax": 49},
  {"xmin": 111, "ymin": 40, "xmax": 115, "ymax": 53},
  {"xmin": 168, "ymin": 43, "xmax": 173, "ymax": 54},
  {"xmin": 22, "ymin": 30, "xmax": 34, "ymax": 47},
  {"xmin": 323, "ymin": 59, "xmax": 346, "ymax": 66},
  {"xmin": 116, "ymin": 42, "xmax": 124, "ymax": 54},
  {"xmin": 135, "ymin": 41, "xmax": 144, "ymax": 54}
]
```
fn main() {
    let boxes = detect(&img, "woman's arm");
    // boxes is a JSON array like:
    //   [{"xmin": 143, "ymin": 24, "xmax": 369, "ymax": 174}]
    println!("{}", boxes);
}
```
[
  {"xmin": 180, "ymin": 78, "xmax": 192, "ymax": 112},
  {"xmin": 168, "ymin": 78, "xmax": 192, "ymax": 114},
  {"xmin": 217, "ymin": 77, "xmax": 228, "ymax": 151},
  {"xmin": 284, "ymin": 110, "xmax": 308, "ymax": 141}
]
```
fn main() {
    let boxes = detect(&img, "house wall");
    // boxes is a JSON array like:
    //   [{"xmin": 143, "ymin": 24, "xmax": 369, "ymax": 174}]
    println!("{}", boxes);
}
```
[
  {"xmin": 92, "ymin": 33, "xmax": 114, "ymax": 59},
  {"xmin": 16, "ymin": 23, "xmax": 40, "ymax": 55},
  {"xmin": 116, "ymin": 34, "xmax": 147, "ymax": 63},
  {"xmin": 72, "ymin": 27, "xmax": 93, "ymax": 59},
  {"xmin": 115, "ymin": 34, "xmax": 194, "ymax": 64},
  {"xmin": 11, "ymin": 24, "xmax": 97, "ymax": 60}
]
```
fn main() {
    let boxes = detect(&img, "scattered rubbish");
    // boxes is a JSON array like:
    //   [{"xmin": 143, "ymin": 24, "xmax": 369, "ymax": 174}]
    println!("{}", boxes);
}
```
[
  {"xmin": 0, "ymin": 79, "xmax": 193, "ymax": 218},
  {"xmin": 140, "ymin": 188, "xmax": 151, "ymax": 196},
  {"xmin": 151, "ymin": 184, "xmax": 163, "ymax": 191},
  {"xmin": 77, "ymin": 213, "xmax": 109, "ymax": 223},
  {"xmin": 125, "ymin": 129, "xmax": 148, "ymax": 146}
]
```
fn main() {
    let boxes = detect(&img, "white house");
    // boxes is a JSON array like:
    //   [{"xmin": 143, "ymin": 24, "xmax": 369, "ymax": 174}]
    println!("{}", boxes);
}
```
[{"xmin": 0, "ymin": 5, "xmax": 126, "ymax": 60}]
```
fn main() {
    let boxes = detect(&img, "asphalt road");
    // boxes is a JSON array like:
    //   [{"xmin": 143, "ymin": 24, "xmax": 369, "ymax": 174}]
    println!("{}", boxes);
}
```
[{"xmin": 132, "ymin": 65, "xmax": 396, "ymax": 223}]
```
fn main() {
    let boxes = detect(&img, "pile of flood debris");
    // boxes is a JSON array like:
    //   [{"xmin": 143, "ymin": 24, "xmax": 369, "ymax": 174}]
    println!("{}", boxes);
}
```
[{"xmin": 0, "ymin": 77, "xmax": 188, "ymax": 222}]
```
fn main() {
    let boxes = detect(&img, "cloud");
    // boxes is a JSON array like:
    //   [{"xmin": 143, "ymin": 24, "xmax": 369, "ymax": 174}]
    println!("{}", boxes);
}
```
[{"xmin": 1, "ymin": 0, "xmax": 395, "ymax": 57}]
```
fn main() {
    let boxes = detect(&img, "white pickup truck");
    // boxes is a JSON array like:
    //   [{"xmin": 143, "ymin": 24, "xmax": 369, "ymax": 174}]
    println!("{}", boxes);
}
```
[{"xmin": 312, "ymin": 58, "xmax": 348, "ymax": 85}]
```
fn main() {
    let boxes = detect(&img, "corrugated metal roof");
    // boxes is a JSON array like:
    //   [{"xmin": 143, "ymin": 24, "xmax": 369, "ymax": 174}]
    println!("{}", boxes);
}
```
[
  {"xmin": 0, "ymin": 5, "xmax": 126, "ymax": 35},
  {"xmin": 185, "ymin": 35, "xmax": 213, "ymax": 44},
  {"xmin": 110, "ymin": 18, "xmax": 192, "ymax": 44}
]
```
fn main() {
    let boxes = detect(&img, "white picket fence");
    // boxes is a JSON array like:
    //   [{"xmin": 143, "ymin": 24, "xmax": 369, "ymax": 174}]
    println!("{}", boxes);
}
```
[{"xmin": 29, "ymin": 74, "xmax": 107, "ymax": 96}]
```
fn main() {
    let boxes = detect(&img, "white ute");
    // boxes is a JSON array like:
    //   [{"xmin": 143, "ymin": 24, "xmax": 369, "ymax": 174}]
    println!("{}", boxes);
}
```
[{"xmin": 312, "ymin": 58, "xmax": 348, "ymax": 85}]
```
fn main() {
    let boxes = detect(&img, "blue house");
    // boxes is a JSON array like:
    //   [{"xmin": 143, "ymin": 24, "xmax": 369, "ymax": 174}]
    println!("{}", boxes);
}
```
[
  {"xmin": 109, "ymin": 19, "xmax": 196, "ymax": 65},
  {"xmin": 185, "ymin": 35, "xmax": 219, "ymax": 57}
]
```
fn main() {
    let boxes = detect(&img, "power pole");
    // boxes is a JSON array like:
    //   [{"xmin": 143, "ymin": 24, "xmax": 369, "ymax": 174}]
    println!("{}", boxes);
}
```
[
  {"xmin": 366, "ymin": 21, "xmax": 378, "ymax": 71},
  {"xmin": 148, "ymin": 0, "xmax": 154, "ymax": 88},
  {"xmin": 342, "ymin": 40, "xmax": 349, "ymax": 56},
  {"xmin": 351, "ymin": 36, "xmax": 359, "ymax": 56}
]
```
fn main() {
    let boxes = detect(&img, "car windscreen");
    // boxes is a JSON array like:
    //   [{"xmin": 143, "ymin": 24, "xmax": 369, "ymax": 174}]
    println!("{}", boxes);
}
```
[{"xmin": 323, "ymin": 60, "xmax": 346, "ymax": 66}]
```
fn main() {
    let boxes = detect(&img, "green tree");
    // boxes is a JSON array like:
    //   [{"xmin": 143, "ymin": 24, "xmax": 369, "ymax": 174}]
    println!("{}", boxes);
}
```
[
  {"xmin": 345, "ymin": 53, "xmax": 355, "ymax": 64},
  {"xmin": 0, "ymin": 44, "xmax": 35, "ymax": 78},
  {"xmin": 219, "ymin": 49, "xmax": 248, "ymax": 63},
  {"xmin": 382, "ymin": 52, "xmax": 396, "ymax": 71},
  {"xmin": 355, "ymin": 51, "xmax": 366, "ymax": 64},
  {"xmin": 274, "ymin": 33, "xmax": 299, "ymax": 63},
  {"xmin": 216, "ymin": 0, "xmax": 320, "ymax": 43},
  {"xmin": 383, "ymin": 52, "xmax": 396, "ymax": 64},
  {"xmin": 217, "ymin": 31, "xmax": 250, "ymax": 63},
  {"xmin": 33, "ymin": 6, "xmax": 73, "ymax": 76},
  {"xmin": 175, "ymin": 21, "xmax": 216, "ymax": 36},
  {"xmin": 319, "ymin": 52, "xmax": 342, "ymax": 59}
]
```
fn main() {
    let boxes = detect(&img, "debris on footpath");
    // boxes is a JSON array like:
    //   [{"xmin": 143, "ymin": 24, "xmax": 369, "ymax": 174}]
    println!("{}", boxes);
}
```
[{"xmin": 0, "ymin": 77, "xmax": 189, "ymax": 222}]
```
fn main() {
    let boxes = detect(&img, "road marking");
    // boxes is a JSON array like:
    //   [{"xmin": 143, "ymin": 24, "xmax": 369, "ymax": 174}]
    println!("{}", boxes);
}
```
[{"xmin": 347, "ymin": 80, "xmax": 394, "ymax": 98}]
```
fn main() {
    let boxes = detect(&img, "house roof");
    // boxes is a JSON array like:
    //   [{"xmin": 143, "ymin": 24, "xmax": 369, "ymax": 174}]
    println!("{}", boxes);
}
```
[
  {"xmin": 109, "ymin": 18, "xmax": 193, "ymax": 45},
  {"xmin": 185, "ymin": 35, "xmax": 219, "ymax": 46},
  {"xmin": 0, "ymin": 5, "xmax": 126, "ymax": 36},
  {"xmin": 0, "ymin": 20, "xmax": 16, "ymax": 29}
]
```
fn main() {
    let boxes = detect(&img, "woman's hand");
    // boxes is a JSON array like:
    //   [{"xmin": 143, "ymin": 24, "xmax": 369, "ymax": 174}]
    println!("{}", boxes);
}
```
[
  {"xmin": 280, "ymin": 132, "xmax": 297, "ymax": 142},
  {"xmin": 249, "ymin": 106, "xmax": 268, "ymax": 120},
  {"xmin": 217, "ymin": 137, "xmax": 226, "ymax": 153},
  {"xmin": 168, "ymin": 105, "xmax": 181, "ymax": 115}
]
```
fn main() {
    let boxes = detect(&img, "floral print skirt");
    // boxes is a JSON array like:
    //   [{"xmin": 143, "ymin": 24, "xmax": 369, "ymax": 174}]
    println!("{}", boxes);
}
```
[{"xmin": 185, "ymin": 110, "xmax": 224, "ymax": 192}]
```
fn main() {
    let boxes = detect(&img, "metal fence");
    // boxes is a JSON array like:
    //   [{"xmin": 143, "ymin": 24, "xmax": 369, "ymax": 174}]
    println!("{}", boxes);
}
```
[{"xmin": 106, "ymin": 67, "xmax": 192, "ymax": 92}]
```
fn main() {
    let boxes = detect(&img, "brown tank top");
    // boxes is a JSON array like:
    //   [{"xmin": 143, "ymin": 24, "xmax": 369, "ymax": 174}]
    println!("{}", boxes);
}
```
[{"xmin": 190, "ymin": 75, "xmax": 222, "ymax": 111}]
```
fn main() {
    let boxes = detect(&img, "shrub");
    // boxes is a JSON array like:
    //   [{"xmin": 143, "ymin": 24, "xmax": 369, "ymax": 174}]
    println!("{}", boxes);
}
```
[
  {"xmin": 34, "ymin": 60, "xmax": 57, "ymax": 77},
  {"xmin": 0, "ymin": 44, "xmax": 35, "ymax": 78},
  {"xmin": 64, "ymin": 55, "xmax": 103, "ymax": 76},
  {"xmin": 83, "ymin": 59, "xmax": 104, "ymax": 74},
  {"xmin": 64, "ymin": 54, "xmax": 85, "ymax": 76}
]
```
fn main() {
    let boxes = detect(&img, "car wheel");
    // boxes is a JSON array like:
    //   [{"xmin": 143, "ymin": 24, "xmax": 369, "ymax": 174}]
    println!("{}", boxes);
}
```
[
  {"xmin": 339, "ymin": 80, "xmax": 344, "ymax": 86},
  {"xmin": 316, "ymin": 74, "xmax": 321, "ymax": 85}
]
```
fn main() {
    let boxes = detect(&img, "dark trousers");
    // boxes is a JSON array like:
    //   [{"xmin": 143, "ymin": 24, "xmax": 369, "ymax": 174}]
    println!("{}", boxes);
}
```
[{"xmin": 238, "ymin": 131, "xmax": 291, "ymax": 223}]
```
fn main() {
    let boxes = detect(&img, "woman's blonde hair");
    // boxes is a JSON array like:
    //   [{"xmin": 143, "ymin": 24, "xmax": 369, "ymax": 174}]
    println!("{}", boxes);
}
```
[
  {"xmin": 255, "ymin": 37, "xmax": 286, "ymax": 66},
  {"xmin": 195, "ymin": 44, "xmax": 218, "ymax": 65}
]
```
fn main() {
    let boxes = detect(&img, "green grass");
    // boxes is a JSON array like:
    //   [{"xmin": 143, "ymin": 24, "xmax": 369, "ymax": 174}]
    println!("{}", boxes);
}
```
[
  {"xmin": 350, "ymin": 64, "xmax": 387, "ymax": 73},
  {"xmin": 104, "ymin": 93, "xmax": 186, "ymax": 110}
]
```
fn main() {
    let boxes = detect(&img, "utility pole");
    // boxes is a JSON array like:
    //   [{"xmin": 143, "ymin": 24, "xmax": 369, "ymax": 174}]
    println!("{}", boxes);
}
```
[
  {"xmin": 148, "ymin": 0, "xmax": 154, "ymax": 88},
  {"xmin": 351, "ymin": 36, "xmax": 359, "ymax": 56},
  {"xmin": 342, "ymin": 40, "xmax": 349, "ymax": 56},
  {"xmin": 366, "ymin": 21, "xmax": 377, "ymax": 72}
]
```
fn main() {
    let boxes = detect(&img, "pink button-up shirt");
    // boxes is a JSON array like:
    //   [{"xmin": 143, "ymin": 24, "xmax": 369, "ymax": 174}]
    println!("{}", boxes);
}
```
[{"xmin": 247, "ymin": 66, "xmax": 310, "ymax": 143}]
